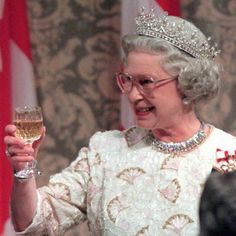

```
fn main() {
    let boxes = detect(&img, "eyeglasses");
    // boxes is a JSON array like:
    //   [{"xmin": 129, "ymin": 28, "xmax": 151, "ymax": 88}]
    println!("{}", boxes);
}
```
[{"xmin": 115, "ymin": 72, "xmax": 176, "ymax": 94}]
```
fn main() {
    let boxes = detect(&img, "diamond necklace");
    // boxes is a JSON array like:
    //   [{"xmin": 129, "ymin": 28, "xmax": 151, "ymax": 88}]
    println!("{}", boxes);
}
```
[{"xmin": 146, "ymin": 122, "xmax": 207, "ymax": 154}]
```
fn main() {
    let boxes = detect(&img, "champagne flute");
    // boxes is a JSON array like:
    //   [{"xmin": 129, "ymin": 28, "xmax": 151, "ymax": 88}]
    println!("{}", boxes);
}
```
[{"xmin": 13, "ymin": 106, "xmax": 43, "ymax": 180}]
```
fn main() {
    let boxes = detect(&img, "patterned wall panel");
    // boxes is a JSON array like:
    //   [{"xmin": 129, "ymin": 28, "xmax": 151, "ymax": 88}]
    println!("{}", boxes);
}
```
[
  {"xmin": 182, "ymin": 0, "xmax": 236, "ymax": 135},
  {"xmin": 27, "ymin": 0, "xmax": 121, "ymax": 188}
]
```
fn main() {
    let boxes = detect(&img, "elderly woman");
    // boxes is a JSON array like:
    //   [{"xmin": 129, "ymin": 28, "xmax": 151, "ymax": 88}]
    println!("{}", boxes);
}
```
[{"xmin": 4, "ymin": 8, "xmax": 236, "ymax": 236}]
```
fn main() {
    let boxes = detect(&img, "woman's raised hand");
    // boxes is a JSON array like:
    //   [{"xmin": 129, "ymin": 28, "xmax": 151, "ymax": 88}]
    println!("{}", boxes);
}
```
[{"xmin": 4, "ymin": 124, "xmax": 46, "ymax": 173}]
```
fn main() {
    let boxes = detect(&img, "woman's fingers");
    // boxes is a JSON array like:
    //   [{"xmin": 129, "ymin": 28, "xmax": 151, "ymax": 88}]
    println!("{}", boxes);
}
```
[
  {"xmin": 8, "ymin": 155, "xmax": 35, "ymax": 172},
  {"xmin": 9, "ymin": 155, "xmax": 35, "ymax": 163},
  {"xmin": 4, "ymin": 126, "xmax": 36, "ymax": 171},
  {"xmin": 4, "ymin": 124, "xmax": 45, "ymax": 172},
  {"xmin": 5, "ymin": 124, "xmax": 17, "ymax": 135},
  {"xmin": 6, "ymin": 146, "xmax": 35, "ymax": 172},
  {"xmin": 7, "ymin": 145, "xmax": 34, "ymax": 157},
  {"xmin": 4, "ymin": 135, "xmax": 25, "ymax": 148}
]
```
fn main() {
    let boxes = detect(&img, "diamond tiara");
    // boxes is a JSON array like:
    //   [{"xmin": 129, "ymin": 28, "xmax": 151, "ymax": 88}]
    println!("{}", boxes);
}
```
[{"xmin": 135, "ymin": 8, "xmax": 220, "ymax": 59}]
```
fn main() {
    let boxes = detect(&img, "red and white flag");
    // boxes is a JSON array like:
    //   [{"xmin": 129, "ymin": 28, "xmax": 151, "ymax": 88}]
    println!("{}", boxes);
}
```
[
  {"xmin": 0, "ymin": 0, "xmax": 37, "ymax": 235},
  {"xmin": 120, "ymin": 0, "xmax": 180, "ymax": 129}
]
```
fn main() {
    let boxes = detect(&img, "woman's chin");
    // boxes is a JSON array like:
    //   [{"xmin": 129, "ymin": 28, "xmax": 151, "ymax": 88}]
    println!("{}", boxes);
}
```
[{"xmin": 136, "ymin": 121, "xmax": 153, "ymax": 130}]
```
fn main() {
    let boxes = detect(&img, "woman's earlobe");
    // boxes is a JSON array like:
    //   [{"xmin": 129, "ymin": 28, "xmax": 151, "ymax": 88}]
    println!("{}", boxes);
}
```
[{"xmin": 182, "ymin": 97, "xmax": 190, "ymax": 105}]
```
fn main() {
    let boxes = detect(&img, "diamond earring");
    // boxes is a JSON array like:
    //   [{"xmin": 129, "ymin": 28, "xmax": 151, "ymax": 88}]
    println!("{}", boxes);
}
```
[{"xmin": 182, "ymin": 97, "xmax": 190, "ymax": 105}]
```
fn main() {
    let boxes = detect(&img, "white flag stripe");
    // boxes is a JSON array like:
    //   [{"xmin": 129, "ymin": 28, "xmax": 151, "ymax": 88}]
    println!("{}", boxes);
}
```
[
  {"xmin": 121, "ymin": 0, "xmax": 136, "ymax": 36},
  {"xmin": 2, "ymin": 219, "xmax": 15, "ymax": 236},
  {"xmin": 10, "ymin": 40, "xmax": 37, "ymax": 108},
  {"xmin": 121, "ymin": 0, "xmax": 137, "ymax": 128},
  {"xmin": 121, "ymin": 0, "xmax": 154, "ymax": 37},
  {"xmin": 121, "ymin": 95, "xmax": 135, "ymax": 129}
]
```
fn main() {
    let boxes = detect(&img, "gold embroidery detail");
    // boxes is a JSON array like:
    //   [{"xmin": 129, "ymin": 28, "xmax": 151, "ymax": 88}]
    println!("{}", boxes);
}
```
[
  {"xmin": 74, "ymin": 158, "xmax": 89, "ymax": 172},
  {"xmin": 41, "ymin": 197, "xmax": 60, "ymax": 234},
  {"xmin": 158, "ymin": 179, "xmax": 181, "ymax": 203},
  {"xmin": 135, "ymin": 225, "xmax": 149, "ymax": 236},
  {"xmin": 116, "ymin": 167, "xmax": 146, "ymax": 184},
  {"xmin": 107, "ymin": 196, "xmax": 129, "ymax": 223},
  {"xmin": 161, "ymin": 154, "xmax": 183, "ymax": 171},
  {"xmin": 125, "ymin": 126, "xmax": 149, "ymax": 147},
  {"xmin": 163, "ymin": 214, "xmax": 194, "ymax": 235},
  {"xmin": 94, "ymin": 153, "xmax": 102, "ymax": 165},
  {"xmin": 48, "ymin": 183, "xmax": 71, "ymax": 202}
]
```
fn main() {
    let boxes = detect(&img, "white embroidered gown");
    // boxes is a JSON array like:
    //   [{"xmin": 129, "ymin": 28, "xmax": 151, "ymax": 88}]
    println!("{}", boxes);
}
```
[{"xmin": 16, "ymin": 126, "xmax": 236, "ymax": 236}]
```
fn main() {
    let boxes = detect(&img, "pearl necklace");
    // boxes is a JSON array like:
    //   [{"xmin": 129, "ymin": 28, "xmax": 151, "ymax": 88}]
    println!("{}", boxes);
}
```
[{"xmin": 146, "ymin": 122, "xmax": 207, "ymax": 154}]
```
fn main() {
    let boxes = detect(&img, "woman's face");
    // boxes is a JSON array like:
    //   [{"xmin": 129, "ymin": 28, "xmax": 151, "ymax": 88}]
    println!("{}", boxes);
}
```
[{"xmin": 124, "ymin": 51, "xmax": 185, "ymax": 130}]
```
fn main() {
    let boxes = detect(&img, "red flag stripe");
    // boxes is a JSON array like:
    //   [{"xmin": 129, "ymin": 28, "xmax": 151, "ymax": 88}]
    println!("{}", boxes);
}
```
[
  {"xmin": 157, "ymin": 0, "xmax": 181, "ymax": 16},
  {"xmin": 0, "ymin": 0, "xmax": 35, "ymax": 234},
  {"xmin": 0, "ymin": 0, "xmax": 13, "ymax": 234},
  {"xmin": 9, "ymin": 0, "xmax": 32, "ymax": 59}
]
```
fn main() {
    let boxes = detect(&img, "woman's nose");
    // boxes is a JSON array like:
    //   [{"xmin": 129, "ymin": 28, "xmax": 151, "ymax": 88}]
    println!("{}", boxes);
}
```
[{"xmin": 127, "ymin": 83, "xmax": 143, "ymax": 102}]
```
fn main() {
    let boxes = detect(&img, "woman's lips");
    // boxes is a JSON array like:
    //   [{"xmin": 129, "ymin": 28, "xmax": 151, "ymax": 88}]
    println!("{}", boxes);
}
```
[{"xmin": 135, "ymin": 106, "xmax": 154, "ymax": 116}]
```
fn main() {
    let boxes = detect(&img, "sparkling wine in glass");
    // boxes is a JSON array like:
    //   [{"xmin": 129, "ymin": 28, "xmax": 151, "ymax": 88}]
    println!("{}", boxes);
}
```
[{"xmin": 13, "ymin": 106, "xmax": 43, "ymax": 180}]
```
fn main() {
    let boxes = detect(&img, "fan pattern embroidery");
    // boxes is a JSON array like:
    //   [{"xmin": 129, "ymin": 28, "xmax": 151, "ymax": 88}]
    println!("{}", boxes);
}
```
[
  {"xmin": 163, "ymin": 214, "xmax": 194, "ymax": 235},
  {"xmin": 116, "ymin": 167, "xmax": 146, "ymax": 184}
]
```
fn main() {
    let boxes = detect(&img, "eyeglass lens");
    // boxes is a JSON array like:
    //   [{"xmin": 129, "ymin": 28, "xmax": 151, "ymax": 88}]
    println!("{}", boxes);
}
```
[{"xmin": 117, "ymin": 73, "xmax": 155, "ymax": 93}]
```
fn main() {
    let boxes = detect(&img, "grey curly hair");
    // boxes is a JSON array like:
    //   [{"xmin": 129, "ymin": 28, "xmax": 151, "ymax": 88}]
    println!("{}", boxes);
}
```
[{"xmin": 121, "ymin": 35, "xmax": 221, "ymax": 104}]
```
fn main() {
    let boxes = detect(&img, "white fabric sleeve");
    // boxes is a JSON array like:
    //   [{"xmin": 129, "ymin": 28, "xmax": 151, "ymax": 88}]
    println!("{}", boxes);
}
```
[{"xmin": 14, "ymin": 146, "xmax": 91, "ymax": 236}]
